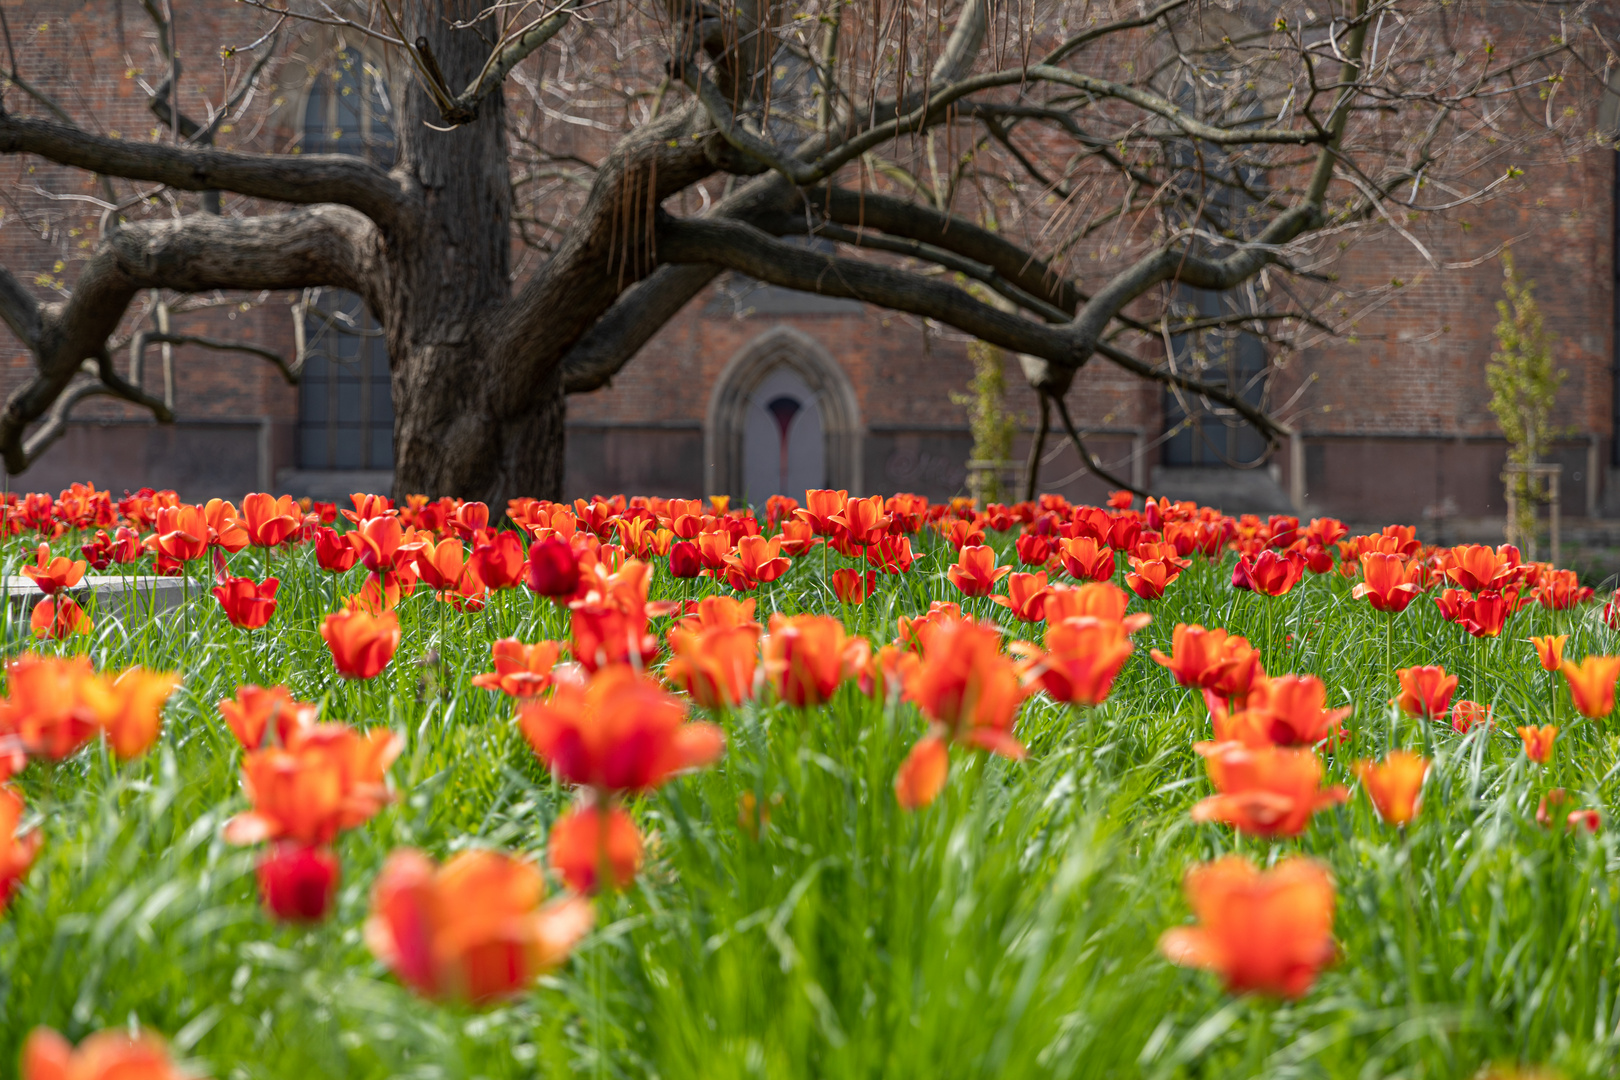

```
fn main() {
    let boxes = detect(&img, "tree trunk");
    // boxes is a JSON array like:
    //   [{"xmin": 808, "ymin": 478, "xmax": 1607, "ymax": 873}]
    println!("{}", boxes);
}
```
[{"xmin": 383, "ymin": 1, "xmax": 570, "ymax": 506}]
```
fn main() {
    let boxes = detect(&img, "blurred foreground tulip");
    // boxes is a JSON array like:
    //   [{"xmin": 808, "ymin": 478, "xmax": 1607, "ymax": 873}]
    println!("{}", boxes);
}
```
[
  {"xmin": 0, "ymin": 787, "xmax": 40, "ymax": 911},
  {"xmin": 1191, "ymin": 742, "xmax": 1346, "ymax": 837},
  {"xmin": 366, "ymin": 848, "xmax": 593, "ymax": 1004},
  {"xmin": 218, "ymin": 685, "xmax": 312, "ymax": 749},
  {"xmin": 471, "ymin": 639, "xmax": 564, "ymax": 698},
  {"xmin": 257, "ymin": 842, "xmax": 340, "ymax": 922},
  {"xmin": 1560, "ymin": 655, "xmax": 1620, "ymax": 719},
  {"xmin": 87, "ymin": 667, "xmax": 181, "ymax": 759},
  {"xmin": 1518, "ymin": 724, "xmax": 1558, "ymax": 764},
  {"xmin": 665, "ymin": 623, "xmax": 760, "ymax": 710},
  {"xmin": 520, "ymin": 664, "xmax": 724, "ymax": 792},
  {"xmin": 548, "ymin": 802, "xmax": 644, "ymax": 893},
  {"xmin": 1245, "ymin": 674, "xmax": 1351, "ymax": 747},
  {"xmin": 224, "ymin": 724, "xmax": 401, "ymax": 846},
  {"xmin": 1353, "ymin": 751, "xmax": 1429, "ymax": 826},
  {"xmin": 1158, "ymin": 855, "xmax": 1335, "ymax": 998},
  {"xmin": 319, "ymin": 608, "xmax": 400, "ymax": 679},
  {"xmin": 22, "ymin": 1026, "xmax": 197, "ymax": 1080},
  {"xmin": 1020, "ymin": 616, "xmax": 1134, "ymax": 707},
  {"xmin": 763, "ymin": 613, "xmax": 853, "ymax": 706}
]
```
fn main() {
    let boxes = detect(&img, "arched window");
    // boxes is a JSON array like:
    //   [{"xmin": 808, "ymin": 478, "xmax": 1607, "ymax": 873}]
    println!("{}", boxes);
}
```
[
  {"xmin": 706, "ymin": 327, "xmax": 862, "ymax": 501},
  {"xmin": 297, "ymin": 49, "xmax": 395, "ymax": 471}
]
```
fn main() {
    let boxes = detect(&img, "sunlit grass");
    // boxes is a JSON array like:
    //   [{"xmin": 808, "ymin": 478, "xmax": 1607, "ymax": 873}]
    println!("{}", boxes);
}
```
[{"xmin": 1, "ymin": 523, "xmax": 1616, "ymax": 1079}]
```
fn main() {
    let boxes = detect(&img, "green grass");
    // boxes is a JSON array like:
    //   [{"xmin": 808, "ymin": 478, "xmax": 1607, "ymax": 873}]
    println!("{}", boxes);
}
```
[{"xmin": 2, "ymin": 526, "xmax": 1619, "ymax": 1080}]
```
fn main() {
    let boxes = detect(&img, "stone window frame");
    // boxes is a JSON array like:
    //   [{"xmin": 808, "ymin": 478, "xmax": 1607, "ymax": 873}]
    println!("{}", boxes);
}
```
[{"xmin": 704, "ymin": 326, "xmax": 863, "ymax": 501}]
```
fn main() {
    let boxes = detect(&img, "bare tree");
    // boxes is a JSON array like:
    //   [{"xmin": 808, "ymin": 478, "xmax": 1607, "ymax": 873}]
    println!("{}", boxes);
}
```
[{"xmin": 0, "ymin": 0, "xmax": 1606, "ymax": 504}]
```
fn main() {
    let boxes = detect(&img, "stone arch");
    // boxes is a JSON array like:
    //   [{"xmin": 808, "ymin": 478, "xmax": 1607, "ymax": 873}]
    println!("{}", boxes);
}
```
[{"xmin": 705, "ymin": 326, "xmax": 862, "ymax": 502}]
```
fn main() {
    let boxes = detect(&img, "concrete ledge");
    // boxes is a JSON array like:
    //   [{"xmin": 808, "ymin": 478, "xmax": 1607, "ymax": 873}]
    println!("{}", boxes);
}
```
[{"xmin": 1, "ymin": 576, "xmax": 190, "ymax": 617}]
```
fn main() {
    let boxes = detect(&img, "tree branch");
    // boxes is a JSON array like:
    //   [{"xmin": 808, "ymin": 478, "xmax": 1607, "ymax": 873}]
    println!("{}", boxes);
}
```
[
  {"xmin": 0, "ymin": 112, "xmax": 416, "ymax": 229},
  {"xmin": 132, "ymin": 330, "xmax": 301, "ymax": 386}
]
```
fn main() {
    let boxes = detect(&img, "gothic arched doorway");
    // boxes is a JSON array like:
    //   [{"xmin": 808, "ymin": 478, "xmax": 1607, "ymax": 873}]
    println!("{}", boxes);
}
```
[{"xmin": 706, "ymin": 327, "xmax": 862, "ymax": 504}]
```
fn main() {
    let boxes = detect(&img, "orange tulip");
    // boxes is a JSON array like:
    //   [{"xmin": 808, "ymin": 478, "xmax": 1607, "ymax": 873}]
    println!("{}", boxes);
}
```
[
  {"xmin": 1395, "ymin": 665, "xmax": 1458, "ymax": 722},
  {"xmin": 1158, "ymin": 855, "xmax": 1335, "ymax": 998},
  {"xmin": 674, "ymin": 594, "xmax": 759, "ymax": 632},
  {"xmin": 471, "ymin": 530, "xmax": 526, "ymax": 590},
  {"xmin": 665, "ymin": 623, "xmax": 760, "ymax": 709},
  {"xmin": 1560, "ymin": 655, "xmax": 1620, "ymax": 719},
  {"xmin": 22, "ymin": 1027, "xmax": 190, "ymax": 1080},
  {"xmin": 224, "ymin": 722, "xmax": 401, "ymax": 846},
  {"xmin": 830, "ymin": 493, "xmax": 891, "ymax": 546},
  {"xmin": 1191, "ymin": 741, "xmax": 1347, "ymax": 836},
  {"xmin": 722, "ymin": 534, "xmax": 792, "ymax": 590},
  {"xmin": 520, "ymin": 664, "xmax": 724, "ymax": 792},
  {"xmin": 777, "ymin": 518, "xmax": 822, "ymax": 557},
  {"xmin": 470, "ymin": 639, "xmax": 563, "ymax": 698},
  {"xmin": 1445, "ymin": 543, "xmax": 1518, "ymax": 592},
  {"xmin": 29, "ymin": 596, "xmax": 91, "ymax": 640},
  {"xmin": 242, "ymin": 492, "xmax": 302, "ymax": 548},
  {"xmin": 352, "ymin": 515, "xmax": 405, "ymax": 573},
  {"xmin": 319, "ymin": 607, "xmax": 400, "ymax": 679},
  {"xmin": 365, "ymin": 847, "xmax": 593, "ymax": 1004},
  {"xmin": 1450, "ymin": 699, "xmax": 1493, "ymax": 734},
  {"xmin": 412, "ymin": 537, "xmax": 470, "ymax": 590},
  {"xmin": 212, "ymin": 574, "xmax": 279, "ymax": 629},
  {"xmin": 203, "ymin": 498, "xmax": 250, "ymax": 552},
  {"xmin": 990, "ymin": 571, "xmax": 1050, "ymax": 622},
  {"xmin": 1125, "ymin": 556, "xmax": 1180, "ymax": 600},
  {"xmin": 794, "ymin": 489, "xmax": 848, "ymax": 536},
  {"xmin": 85, "ymin": 666, "xmax": 180, "ymax": 760},
  {"xmin": 569, "ymin": 559, "xmax": 660, "ymax": 672},
  {"xmin": 901, "ymin": 617, "xmax": 1027, "ymax": 758},
  {"xmin": 939, "ymin": 517, "xmax": 986, "ymax": 551},
  {"xmin": 948, "ymin": 544, "xmax": 1012, "ymax": 598},
  {"xmin": 1057, "ymin": 536, "xmax": 1116, "ymax": 582},
  {"xmin": 548, "ymin": 802, "xmax": 644, "ymax": 893},
  {"xmin": 0, "ymin": 653, "xmax": 100, "ymax": 760},
  {"xmin": 894, "ymin": 734, "xmax": 950, "ymax": 809},
  {"xmin": 763, "ymin": 613, "xmax": 852, "ymax": 706},
  {"xmin": 0, "ymin": 786, "xmax": 41, "ymax": 911},
  {"xmin": 1352, "ymin": 751, "xmax": 1429, "ymax": 826},
  {"xmin": 1531, "ymin": 634, "xmax": 1568, "ymax": 672},
  {"xmin": 1021, "ymin": 616, "xmax": 1134, "ymax": 706},
  {"xmin": 218, "ymin": 684, "xmax": 313, "ymax": 749},
  {"xmin": 1534, "ymin": 568, "xmax": 1593, "ymax": 610},
  {"xmin": 21, "ymin": 543, "xmax": 85, "ymax": 596},
  {"xmin": 1350, "ymin": 552, "xmax": 1422, "ymax": 613},
  {"xmin": 831, "ymin": 567, "xmax": 876, "ymax": 603},
  {"xmin": 153, "ymin": 503, "xmax": 208, "ymax": 563},
  {"xmin": 1151, "ymin": 624, "xmax": 1240, "ymax": 689},
  {"xmin": 1459, "ymin": 589, "xmax": 1519, "ymax": 638},
  {"xmin": 1042, "ymin": 580, "xmax": 1153, "ymax": 633},
  {"xmin": 1247, "ymin": 674, "xmax": 1352, "ymax": 747},
  {"xmin": 866, "ymin": 534, "xmax": 916, "ymax": 574},
  {"xmin": 1517, "ymin": 724, "xmax": 1558, "ymax": 764}
]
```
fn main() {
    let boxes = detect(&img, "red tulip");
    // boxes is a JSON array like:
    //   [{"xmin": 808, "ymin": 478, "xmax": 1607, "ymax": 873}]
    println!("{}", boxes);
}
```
[
  {"xmin": 258, "ymin": 842, "xmax": 340, "ymax": 922},
  {"xmin": 991, "ymin": 572, "xmax": 1050, "ymax": 622},
  {"xmin": 526, "ymin": 535, "xmax": 583, "ymax": 597},
  {"xmin": 1531, "ymin": 634, "xmax": 1567, "ymax": 672},
  {"xmin": 1350, "ymin": 552, "xmax": 1421, "ymax": 613},
  {"xmin": 1518, "ymin": 724, "xmax": 1558, "ymax": 763},
  {"xmin": 29, "ymin": 596, "xmax": 91, "ymax": 641},
  {"xmin": 668, "ymin": 540, "xmax": 703, "ymax": 578},
  {"xmin": 762, "ymin": 613, "xmax": 853, "ymax": 706},
  {"xmin": 313, "ymin": 526, "xmax": 359, "ymax": 572},
  {"xmin": 218, "ymin": 684, "xmax": 313, "ymax": 749},
  {"xmin": 548, "ymin": 802, "xmax": 644, "ymax": 893},
  {"xmin": 1449, "ymin": 699, "xmax": 1492, "ymax": 734},
  {"xmin": 22, "ymin": 1027, "xmax": 189, "ymax": 1080},
  {"xmin": 21, "ymin": 543, "xmax": 85, "ymax": 596},
  {"xmin": 1057, "ymin": 536, "xmax": 1115, "ymax": 582},
  {"xmin": 242, "ymin": 492, "xmax": 302, "ymax": 548},
  {"xmin": 213, "ymin": 574, "xmax": 280, "ymax": 629},
  {"xmin": 1395, "ymin": 665, "xmax": 1458, "ymax": 722},
  {"xmin": 0, "ymin": 786, "xmax": 41, "ymax": 912},
  {"xmin": 1191, "ymin": 741, "xmax": 1346, "ymax": 837},
  {"xmin": 1232, "ymin": 550, "xmax": 1305, "ymax": 597},
  {"xmin": 471, "ymin": 530, "xmax": 526, "ymax": 590},
  {"xmin": 352, "ymin": 515, "xmax": 405, "ymax": 573},
  {"xmin": 832, "ymin": 567, "xmax": 876, "ymax": 603},
  {"xmin": 1151, "ymin": 624, "xmax": 1242, "ymax": 689}
]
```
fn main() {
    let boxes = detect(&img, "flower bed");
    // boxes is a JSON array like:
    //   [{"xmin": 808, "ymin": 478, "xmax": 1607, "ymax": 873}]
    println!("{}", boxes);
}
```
[{"xmin": 0, "ymin": 484, "xmax": 1613, "ymax": 1078}]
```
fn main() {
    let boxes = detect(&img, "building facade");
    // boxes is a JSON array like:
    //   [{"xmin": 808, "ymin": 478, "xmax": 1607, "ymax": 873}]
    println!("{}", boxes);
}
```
[{"xmin": 3, "ymin": 2, "xmax": 1618, "ymax": 525}]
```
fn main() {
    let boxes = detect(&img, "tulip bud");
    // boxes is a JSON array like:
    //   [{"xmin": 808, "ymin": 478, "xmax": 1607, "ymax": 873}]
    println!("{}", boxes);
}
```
[
  {"xmin": 525, "ymin": 535, "xmax": 581, "ymax": 597},
  {"xmin": 668, "ymin": 540, "xmax": 703, "ymax": 579},
  {"xmin": 258, "ymin": 842, "xmax": 340, "ymax": 922}
]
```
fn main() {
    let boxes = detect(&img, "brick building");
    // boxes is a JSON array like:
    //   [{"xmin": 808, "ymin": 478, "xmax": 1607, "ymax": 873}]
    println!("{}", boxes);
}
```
[{"xmin": 3, "ymin": 2, "xmax": 1618, "ymax": 526}]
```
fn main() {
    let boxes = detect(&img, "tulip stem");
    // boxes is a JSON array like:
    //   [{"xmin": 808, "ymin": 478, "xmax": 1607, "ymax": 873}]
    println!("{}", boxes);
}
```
[{"xmin": 1242, "ymin": 996, "xmax": 1273, "ymax": 1079}]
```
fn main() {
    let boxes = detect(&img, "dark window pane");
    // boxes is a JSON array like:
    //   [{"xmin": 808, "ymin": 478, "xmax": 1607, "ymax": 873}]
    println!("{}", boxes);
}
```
[
  {"xmin": 336, "ymin": 379, "xmax": 362, "ymax": 418},
  {"xmin": 300, "ymin": 427, "xmax": 330, "ymax": 470},
  {"xmin": 370, "ymin": 427, "xmax": 394, "ymax": 470},
  {"xmin": 300, "ymin": 380, "xmax": 329, "ymax": 424},
  {"xmin": 333, "ymin": 427, "xmax": 362, "ymax": 470}
]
